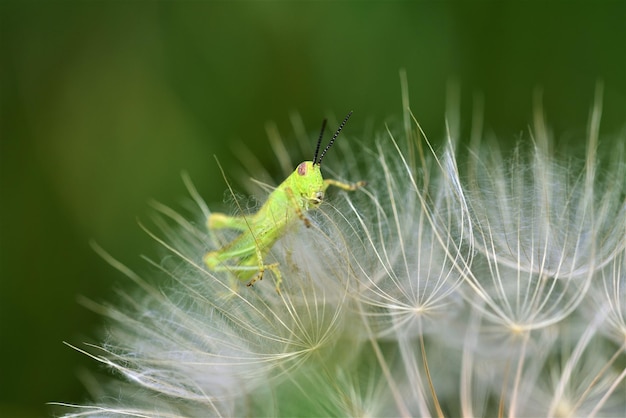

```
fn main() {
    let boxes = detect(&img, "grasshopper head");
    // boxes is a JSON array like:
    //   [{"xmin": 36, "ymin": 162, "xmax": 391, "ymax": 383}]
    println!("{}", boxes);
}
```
[
  {"xmin": 294, "ymin": 161, "xmax": 325, "ymax": 208},
  {"xmin": 291, "ymin": 111, "xmax": 353, "ymax": 209}
]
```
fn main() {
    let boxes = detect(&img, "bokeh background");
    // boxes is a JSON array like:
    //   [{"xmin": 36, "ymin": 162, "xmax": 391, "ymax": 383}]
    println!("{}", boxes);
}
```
[{"xmin": 1, "ymin": 1, "xmax": 624, "ymax": 416}]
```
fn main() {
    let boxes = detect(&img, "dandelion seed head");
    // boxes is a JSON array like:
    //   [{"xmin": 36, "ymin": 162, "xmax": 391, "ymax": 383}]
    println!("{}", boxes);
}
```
[{"xmin": 60, "ymin": 85, "xmax": 626, "ymax": 417}]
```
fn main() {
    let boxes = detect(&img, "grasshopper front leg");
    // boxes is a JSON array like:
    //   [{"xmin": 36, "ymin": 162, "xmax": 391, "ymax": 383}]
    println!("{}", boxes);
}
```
[
  {"xmin": 285, "ymin": 186, "xmax": 312, "ymax": 228},
  {"xmin": 324, "ymin": 178, "xmax": 367, "ymax": 191}
]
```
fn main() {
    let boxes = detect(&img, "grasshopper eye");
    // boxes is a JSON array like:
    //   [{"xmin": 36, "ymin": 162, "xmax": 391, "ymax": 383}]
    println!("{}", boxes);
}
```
[{"xmin": 297, "ymin": 162, "xmax": 307, "ymax": 176}]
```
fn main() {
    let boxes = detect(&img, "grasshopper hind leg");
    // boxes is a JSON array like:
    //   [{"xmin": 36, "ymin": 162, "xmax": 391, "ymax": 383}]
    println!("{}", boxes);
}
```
[
  {"xmin": 204, "ymin": 214, "xmax": 285, "ymax": 292},
  {"xmin": 205, "ymin": 248, "xmax": 284, "ymax": 293}
]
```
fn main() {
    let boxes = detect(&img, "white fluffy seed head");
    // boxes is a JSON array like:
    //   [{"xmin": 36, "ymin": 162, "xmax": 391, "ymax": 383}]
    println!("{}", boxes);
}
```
[{"xmin": 59, "ymin": 90, "xmax": 626, "ymax": 417}]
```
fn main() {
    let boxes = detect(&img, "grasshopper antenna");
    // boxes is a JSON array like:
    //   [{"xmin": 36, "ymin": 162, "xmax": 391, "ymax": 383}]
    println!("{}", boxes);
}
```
[
  {"xmin": 312, "ymin": 118, "xmax": 327, "ymax": 166},
  {"xmin": 317, "ymin": 111, "xmax": 353, "ymax": 166}
]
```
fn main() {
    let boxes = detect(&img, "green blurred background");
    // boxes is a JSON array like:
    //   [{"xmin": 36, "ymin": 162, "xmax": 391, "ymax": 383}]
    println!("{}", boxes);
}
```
[{"xmin": 1, "ymin": 1, "xmax": 624, "ymax": 416}]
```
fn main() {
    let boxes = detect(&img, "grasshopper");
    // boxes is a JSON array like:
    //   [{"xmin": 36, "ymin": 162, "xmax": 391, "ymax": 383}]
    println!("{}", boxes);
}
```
[{"xmin": 204, "ymin": 111, "xmax": 365, "ymax": 292}]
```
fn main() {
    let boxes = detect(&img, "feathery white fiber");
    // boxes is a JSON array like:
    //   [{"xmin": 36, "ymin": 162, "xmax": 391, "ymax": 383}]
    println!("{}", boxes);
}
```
[{"xmin": 58, "ymin": 84, "xmax": 625, "ymax": 417}]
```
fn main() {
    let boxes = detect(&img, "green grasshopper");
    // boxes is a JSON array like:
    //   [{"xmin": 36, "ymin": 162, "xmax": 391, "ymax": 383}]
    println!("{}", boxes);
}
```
[{"xmin": 204, "ymin": 111, "xmax": 365, "ymax": 292}]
